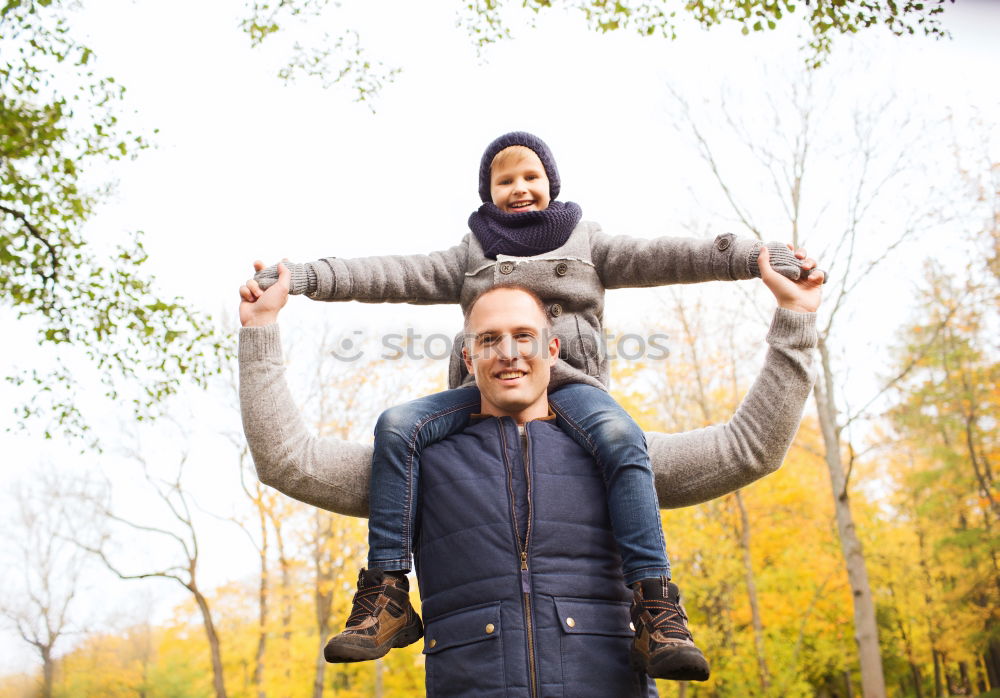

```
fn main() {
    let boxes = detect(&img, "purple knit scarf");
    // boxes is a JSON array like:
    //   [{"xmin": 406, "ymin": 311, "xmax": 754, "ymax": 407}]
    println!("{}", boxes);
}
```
[{"xmin": 468, "ymin": 201, "xmax": 583, "ymax": 259}]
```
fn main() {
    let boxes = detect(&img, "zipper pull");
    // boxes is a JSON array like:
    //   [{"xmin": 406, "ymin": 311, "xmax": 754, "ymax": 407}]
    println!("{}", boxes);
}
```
[
  {"xmin": 521, "ymin": 551, "xmax": 528, "ymax": 571},
  {"xmin": 520, "ymin": 551, "xmax": 531, "ymax": 593}
]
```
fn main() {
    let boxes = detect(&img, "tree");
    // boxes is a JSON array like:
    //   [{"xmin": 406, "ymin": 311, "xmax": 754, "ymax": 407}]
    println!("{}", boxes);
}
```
[
  {"xmin": 79, "ymin": 434, "xmax": 232, "ymax": 698},
  {"xmin": 887, "ymin": 211, "xmax": 999, "ymax": 690},
  {"xmin": 0, "ymin": 476, "xmax": 94, "ymax": 698},
  {"xmin": 613, "ymin": 296, "xmax": 858, "ymax": 698},
  {"xmin": 663, "ymin": 63, "xmax": 963, "ymax": 696},
  {"xmin": 292, "ymin": 323, "xmax": 439, "ymax": 697},
  {"xmin": 2, "ymin": 1, "xmax": 230, "ymax": 444},
  {"xmin": 241, "ymin": 0, "xmax": 954, "ymax": 102}
]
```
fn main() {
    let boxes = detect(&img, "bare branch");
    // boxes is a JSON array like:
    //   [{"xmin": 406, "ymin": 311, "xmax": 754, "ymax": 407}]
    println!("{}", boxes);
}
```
[
  {"xmin": 76, "ymin": 541, "xmax": 188, "ymax": 587},
  {"xmin": 0, "ymin": 202, "xmax": 60, "ymax": 286},
  {"xmin": 98, "ymin": 510, "xmax": 193, "ymax": 557},
  {"xmin": 668, "ymin": 85, "xmax": 763, "ymax": 239}
]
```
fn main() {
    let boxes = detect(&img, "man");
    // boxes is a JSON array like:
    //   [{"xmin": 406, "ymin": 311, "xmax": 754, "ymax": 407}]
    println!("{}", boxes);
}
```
[{"xmin": 238, "ymin": 248, "xmax": 822, "ymax": 696}]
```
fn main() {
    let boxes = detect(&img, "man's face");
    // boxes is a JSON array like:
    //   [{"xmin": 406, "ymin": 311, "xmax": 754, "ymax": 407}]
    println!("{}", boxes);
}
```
[
  {"xmin": 490, "ymin": 149, "xmax": 551, "ymax": 213},
  {"xmin": 462, "ymin": 288, "xmax": 559, "ymax": 424}
]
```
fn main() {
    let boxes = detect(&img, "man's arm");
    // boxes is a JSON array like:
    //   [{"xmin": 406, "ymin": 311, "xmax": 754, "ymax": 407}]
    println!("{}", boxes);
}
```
[
  {"xmin": 647, "ymin": 307, "xmax": 816, "ymax": 508},
  {"xmin": 252, "ymin": 236, "xmax": 470, "ymax": 305},
  {"xmin": 589, "ymin": 229, "xmax": 805, "ymax": 288},
  {"xmin": 239, "ymin": 263, "xmax": 373, "ymax": 516},
  {"xmin": 240, "ymin": 323, "xmax": 374, "ymax": 517}
]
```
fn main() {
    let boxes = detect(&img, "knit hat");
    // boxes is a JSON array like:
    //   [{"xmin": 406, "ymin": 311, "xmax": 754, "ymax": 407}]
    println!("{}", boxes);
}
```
[{"xmin": 478, "ymin": 131, "xmax": 561, "ymax": 203}]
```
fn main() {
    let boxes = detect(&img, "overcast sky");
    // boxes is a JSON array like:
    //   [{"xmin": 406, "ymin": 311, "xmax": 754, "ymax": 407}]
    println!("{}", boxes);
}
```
[{"xmin": 2, "ymin": 0, "xmax": 999, "ymax": 677}]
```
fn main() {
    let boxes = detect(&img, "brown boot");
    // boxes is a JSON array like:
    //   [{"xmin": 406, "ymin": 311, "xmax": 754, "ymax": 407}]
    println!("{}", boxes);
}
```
[
  {"xmin": 324, "ymin": 569, "xmax": 423, "ymax": 663},
  {"xmin": 629, "ymin": 578, "xmax": 710, "ymax": 681}
]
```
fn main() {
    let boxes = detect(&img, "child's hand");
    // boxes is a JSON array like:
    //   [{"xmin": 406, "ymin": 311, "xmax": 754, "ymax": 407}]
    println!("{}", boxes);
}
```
[
  {"xmin": 255, "ymin": 260, "xmax": 317, "ymax": 295},
  {"xmin": 239, "ymin": 260, "xmax": 290, "ymax": 327},
  {"xmin": 758, "ymin": 245, "xmax": 824, "ymax": 314},
  {"xmin": 751, "ymin": 241, "xmax": 829, "ymax": 283}
]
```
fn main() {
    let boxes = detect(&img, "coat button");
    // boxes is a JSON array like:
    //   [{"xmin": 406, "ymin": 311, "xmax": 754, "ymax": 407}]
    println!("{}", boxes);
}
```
[
  {"xmin": 566, "ymin": 617, "xmax": 576, "ymax": 628},
  {"xmin": 429, "ymin": 639, "xmax": 437, "ymax": 648},
  {"xmin": 555, "ymin": 262, "xmax": 568, "ymax": 276},
  {"xmin": 499, "ymin": 261, "xmax": 514, "ymax": 274},
  {"xmin": 550, "ymin": 303, "xmax": 563, "ymax": 317},
  {"xmin": 716, "ymin": 235, "xmax": 732, "ymax": 251},
  {"xmin": 485, "ymin": 624, "xmax": 495, "ymax": 634}
]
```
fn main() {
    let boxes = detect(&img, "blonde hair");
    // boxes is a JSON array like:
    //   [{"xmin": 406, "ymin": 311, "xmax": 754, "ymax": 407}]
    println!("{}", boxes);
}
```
[{"xmin": 490, "ymin": 145, "xmax": 539, "ymax": 179}]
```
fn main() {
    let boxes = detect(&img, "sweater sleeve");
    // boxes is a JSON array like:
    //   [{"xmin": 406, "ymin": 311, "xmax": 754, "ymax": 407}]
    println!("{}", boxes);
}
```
[
  {"xmin": 589, "ymin": 228, "xmax": 762, "ymax": 289},
  {"xmin": 239, "ymin": 323, "xmax": 373, "ymax": 517},
  {"xmin": 306, "ymin": 235, "xmax": 469, "ymax": 305},
  {"xmin": 647, "ymin": 307, "xmax": 817, "ymax": 508}
]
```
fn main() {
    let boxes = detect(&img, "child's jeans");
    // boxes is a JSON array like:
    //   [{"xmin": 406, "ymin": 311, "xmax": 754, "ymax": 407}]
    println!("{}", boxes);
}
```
[{"xmin": 367, "ymin": 383, "xmax": 671, "ymax": 586}]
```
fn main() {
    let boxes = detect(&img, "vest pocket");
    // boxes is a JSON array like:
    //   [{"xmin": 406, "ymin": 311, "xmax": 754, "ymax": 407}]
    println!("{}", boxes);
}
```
[
  {"xmin": 553, "ymin": 597, "xmax": 651, "ymax": 697},
  {"xmin": 423, "ymin": 602, "xmax": 505, "ymax": 697}
]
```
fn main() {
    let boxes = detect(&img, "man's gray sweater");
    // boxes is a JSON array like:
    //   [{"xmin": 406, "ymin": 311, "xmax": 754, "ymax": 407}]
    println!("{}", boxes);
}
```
[{"xmin": 239, "ymin": 308, "xmax": 817, "ymax": 517}]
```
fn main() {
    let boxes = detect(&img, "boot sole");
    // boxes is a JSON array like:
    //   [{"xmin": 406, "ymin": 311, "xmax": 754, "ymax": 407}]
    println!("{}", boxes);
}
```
[
  {"xmin": 324, "ymin": 617, "xmax": 424, "ymax": 663},
  {"xmin": 630, "ymin": 646, "xmax": 711, "ymax": 682}
]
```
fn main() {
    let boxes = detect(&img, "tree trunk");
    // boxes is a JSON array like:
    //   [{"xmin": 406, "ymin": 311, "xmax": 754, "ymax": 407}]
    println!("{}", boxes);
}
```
[
  {"xmin": 987, "ymin": 638, "xmax": 1000, "ymax": 688},
  {"xmin": 734, "ymin": 491, "xmax": 770, "ymax": 694},
  {"xmin": 976, "ymin": 654, "xmax": 989, "ymax": 693},
  {"xmin": 933, "ymin": 649, "xmax": 944, "ymax": 697},
  {"xmin": 192, "ymin": 584, "xmax": 228, "ymax": 698},
  {"xmin": 374, "ymin": 659, "xmax": 384, "ymax": 698},
  {"xmin": 311, "ymin": 512, "xmax": 335, "ymax": 698},
  {"xmin": 268, "ymin": 509, "xmax": 295, "ymax": 698},
  {"xmin": 312, "ymin": 635, "xmax": 327, "ymax": 698},
  {"xmin": 910, "ymin": 663, "xmax": 924, "ymax": 698},
  {"xmin": 254, "ymin": 502, "xmax": 269, "ymax": 698},
  {"xmin": 41, "ymin": 646, "xmax": 53, "ymax": 698},
  {"xmin": 958, "ymin": 661, "xmax": 971, "ymax": 694},
  {"xmin": 844, "ymin": 669, "xmax": 855, "ymax": 698},
  {"xmin": 814, "ymin": 338, "xmax": 886, "ymax": 698}
]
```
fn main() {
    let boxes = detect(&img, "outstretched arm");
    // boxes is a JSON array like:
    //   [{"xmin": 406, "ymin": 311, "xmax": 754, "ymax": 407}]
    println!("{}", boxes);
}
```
[
  {"xmin": 250, "ymin": 236, "xmax": 470, "ymax": 305},
  {"xmin": 589, "ymin": 228, "xmax": 808, "ymax": 289}
]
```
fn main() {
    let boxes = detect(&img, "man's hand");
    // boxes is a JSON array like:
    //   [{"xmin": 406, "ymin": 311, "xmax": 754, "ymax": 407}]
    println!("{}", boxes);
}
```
[
  {"xmin": 239, "ymin": 260, "xmax": 290, "ymax": 327},
  {"xmin": 758, "ymin": 245, "xmax": 824, "ymax": 313}
]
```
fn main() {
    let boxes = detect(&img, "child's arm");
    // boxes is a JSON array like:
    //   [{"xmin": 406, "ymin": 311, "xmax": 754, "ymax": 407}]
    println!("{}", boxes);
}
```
[
  {"xmin": 254, "ymin": 236, "xmax": 470, "ymax": 305},
  {"xmin": 589, "ymin": 229, "xmax": 804, "ymax": 289}
]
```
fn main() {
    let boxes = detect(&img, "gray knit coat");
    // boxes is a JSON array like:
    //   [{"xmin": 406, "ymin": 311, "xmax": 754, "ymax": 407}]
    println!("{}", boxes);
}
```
[{"xmin": 300, "ymin": 222, "xmax": 763, "ymax": 391}]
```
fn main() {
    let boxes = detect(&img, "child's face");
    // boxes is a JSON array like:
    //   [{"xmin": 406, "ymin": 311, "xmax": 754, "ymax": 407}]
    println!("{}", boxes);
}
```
[{"xmin": 490, "ymin": 149, "xmax": 551, "ymax": 213}]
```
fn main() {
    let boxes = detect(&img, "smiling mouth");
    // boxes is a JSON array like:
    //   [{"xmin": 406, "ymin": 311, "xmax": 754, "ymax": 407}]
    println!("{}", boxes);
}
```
[
  {"xmin": 509, "ymin": 201, "xmax": 534, "ymax": 210},
  {"xmin": 497, "ymin": 370, "xmax": 527, "ymax": 381}
]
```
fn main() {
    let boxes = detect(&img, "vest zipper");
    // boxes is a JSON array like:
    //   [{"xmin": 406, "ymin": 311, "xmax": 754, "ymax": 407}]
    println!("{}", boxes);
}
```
[
  {"xmin": 521, "ymin": 426, "xmax": 538, "ymax": 698},
  {"xmin": 498, "ymin": 419, "xmax": 539, "ymax": 698}
]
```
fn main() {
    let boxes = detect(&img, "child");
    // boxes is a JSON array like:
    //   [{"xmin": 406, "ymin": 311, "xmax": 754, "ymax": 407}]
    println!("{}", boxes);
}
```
[{"xmin": 252, "ymin": 132, "xmax": 809, "ymax": 681}]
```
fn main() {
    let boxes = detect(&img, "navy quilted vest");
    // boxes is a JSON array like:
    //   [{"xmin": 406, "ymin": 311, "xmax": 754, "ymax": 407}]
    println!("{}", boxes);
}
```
[{"xmin": 415, "ymin": 416, "xmax": 659, "ymax": 697}]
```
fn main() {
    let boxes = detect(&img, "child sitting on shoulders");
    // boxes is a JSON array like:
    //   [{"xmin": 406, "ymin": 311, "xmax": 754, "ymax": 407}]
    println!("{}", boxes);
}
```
[{"xmin": 250, "ymin": 131, "xmax": 814, "ymax": 681}]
